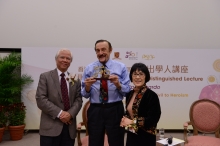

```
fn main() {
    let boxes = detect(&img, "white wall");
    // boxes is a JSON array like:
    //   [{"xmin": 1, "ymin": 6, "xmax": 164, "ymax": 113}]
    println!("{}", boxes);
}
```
[
  {"xmin": 0, "ymin": 52, "xmax": 10, "ymax": 58},
  {"xmin": 0, "ymin": 0, "xmax": 220, "ymax": 49}
]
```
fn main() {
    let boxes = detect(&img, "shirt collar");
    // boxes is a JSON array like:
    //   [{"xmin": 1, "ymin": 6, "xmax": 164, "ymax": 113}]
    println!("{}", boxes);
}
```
[
  {"xmin": 57, "ymin": 68, "xmax": 68, "ymax": 77},
  {"xmin": 98, "ymin": 59, "xmax": 111, "ymax": 68}
]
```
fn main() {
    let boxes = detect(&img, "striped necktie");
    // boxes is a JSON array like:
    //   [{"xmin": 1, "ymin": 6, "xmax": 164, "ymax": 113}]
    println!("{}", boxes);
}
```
[{"xmin": 60, "ymin": 73, "xmax": 70, "ymax": 110}]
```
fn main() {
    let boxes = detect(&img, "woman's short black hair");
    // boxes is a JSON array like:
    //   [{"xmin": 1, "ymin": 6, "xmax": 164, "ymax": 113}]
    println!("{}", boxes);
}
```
[{"xmin": 129, "ymin": 63, "xmax": 150, "ymax": 83}]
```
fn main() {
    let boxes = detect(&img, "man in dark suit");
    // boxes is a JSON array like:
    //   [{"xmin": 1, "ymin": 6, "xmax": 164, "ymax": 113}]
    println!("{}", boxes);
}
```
[{"xmin": 36, "ymin": 48, "xmax": 82, "ymax": 146}]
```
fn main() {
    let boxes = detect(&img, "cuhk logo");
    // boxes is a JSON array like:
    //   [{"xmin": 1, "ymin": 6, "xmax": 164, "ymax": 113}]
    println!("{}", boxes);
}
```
[{"xmin": 125, "ymin": 51, "xmax": 138, "ymax": 60}]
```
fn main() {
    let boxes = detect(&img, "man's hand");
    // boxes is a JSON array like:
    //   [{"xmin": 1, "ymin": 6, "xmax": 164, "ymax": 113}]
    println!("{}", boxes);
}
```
[
  {"xmin": 59, "ymin": 111, "xmax": 72, "ymax": 124},
  {"xmin": 109, "ymin": 75, "xmax": 121, "ymax": 90},
  {"xmin": 84, "ymin": 77, "xmax": 97, "ymax": 92}
]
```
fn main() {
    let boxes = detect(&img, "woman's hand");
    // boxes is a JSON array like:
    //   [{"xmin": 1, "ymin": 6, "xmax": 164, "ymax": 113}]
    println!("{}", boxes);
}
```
[{"xmin": 120, "ymin": 116, "xmax": 133, "ymax": 127}]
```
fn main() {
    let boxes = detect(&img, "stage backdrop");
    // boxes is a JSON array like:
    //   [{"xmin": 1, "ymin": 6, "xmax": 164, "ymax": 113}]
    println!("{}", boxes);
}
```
[{"xmin": 21, "ymin": 48, "xmax": 220, "ymax": 130}]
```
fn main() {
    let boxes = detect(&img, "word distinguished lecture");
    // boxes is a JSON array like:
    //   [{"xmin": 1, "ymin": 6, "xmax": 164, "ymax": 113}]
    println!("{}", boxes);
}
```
[{"xmin": 150, "ymin": 76, "xmax": 203, "ymax": 82}]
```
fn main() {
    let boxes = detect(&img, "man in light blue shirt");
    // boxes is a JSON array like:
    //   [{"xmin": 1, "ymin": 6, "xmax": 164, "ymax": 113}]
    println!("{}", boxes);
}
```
[{"xmin": 81, "ymin": 39, "xmax": 130, "ymax": 146}]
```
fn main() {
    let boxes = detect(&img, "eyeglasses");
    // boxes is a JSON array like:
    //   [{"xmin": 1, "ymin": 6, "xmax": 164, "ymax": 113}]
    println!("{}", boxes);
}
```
[{"xmin": 132, "ymin": 73, "xmax": 145, "ymax": 78}]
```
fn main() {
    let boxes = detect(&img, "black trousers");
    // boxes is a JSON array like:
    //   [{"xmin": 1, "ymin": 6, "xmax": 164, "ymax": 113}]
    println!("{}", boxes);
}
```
[
  {"xmin": 40, "ymin": 124, "xmax": 75, "ymax": 146},
  {"xmin": 88, "ymin": 101, "xmax": 125, "ymax": 146}
]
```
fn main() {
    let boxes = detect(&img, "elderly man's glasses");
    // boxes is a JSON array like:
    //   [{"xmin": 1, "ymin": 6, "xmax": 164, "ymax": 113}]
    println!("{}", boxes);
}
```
[{"xmin": 132, "ymin": 73, "xmax": 145, "ymax": 78}]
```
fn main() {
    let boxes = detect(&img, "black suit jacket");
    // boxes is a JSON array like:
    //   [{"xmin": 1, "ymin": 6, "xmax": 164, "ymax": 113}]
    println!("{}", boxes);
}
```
[{"xmin": 125, "ymin": 88, "xmax": 161, "ymax": 130}]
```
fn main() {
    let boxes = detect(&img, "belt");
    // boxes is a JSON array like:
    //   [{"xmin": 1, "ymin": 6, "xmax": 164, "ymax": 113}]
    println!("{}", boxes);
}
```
[{"xmin": 90, "ymin": 101, "xmax": 122, "ymax": 108}]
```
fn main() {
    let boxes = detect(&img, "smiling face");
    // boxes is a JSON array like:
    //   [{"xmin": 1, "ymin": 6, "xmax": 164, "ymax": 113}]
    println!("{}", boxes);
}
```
[
  {"xmin": 56, "ymin": 50, "xmax": 72, "ymax": 72},
  {"xmin": 95, "ymin": 41, "xmax": 112, "ymax": 64},
  {"xmin": 132, "ymin": 70, "xmax": 146, "ymax": 88}
]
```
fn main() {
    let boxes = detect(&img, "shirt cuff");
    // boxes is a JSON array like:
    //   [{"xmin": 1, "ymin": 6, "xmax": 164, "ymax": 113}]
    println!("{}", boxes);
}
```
[
  {"xmin": 82, "ymin": 88, "xmax": 91, "ymax": 98},
  {"xmin": 57, "ymin": 110, "xmax": 63, "ymax": 118}
]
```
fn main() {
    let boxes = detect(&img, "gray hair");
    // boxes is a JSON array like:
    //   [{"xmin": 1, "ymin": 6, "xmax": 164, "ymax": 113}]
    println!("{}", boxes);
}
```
[{"xmin": 55, "ymin": 48, "xmax": 73, "ymax": 62}]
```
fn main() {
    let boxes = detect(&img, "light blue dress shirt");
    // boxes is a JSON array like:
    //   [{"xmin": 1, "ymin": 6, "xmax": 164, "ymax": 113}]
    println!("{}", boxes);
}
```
[{"xmin": 81, "ymin": 59, "xmax": 131, "ymax": 103}]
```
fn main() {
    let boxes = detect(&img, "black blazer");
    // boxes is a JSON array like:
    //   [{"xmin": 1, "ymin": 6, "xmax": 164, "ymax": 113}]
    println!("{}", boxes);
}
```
[{"xmin": 125, "ymin": 88, "xmax": 161, "ymax": 130}]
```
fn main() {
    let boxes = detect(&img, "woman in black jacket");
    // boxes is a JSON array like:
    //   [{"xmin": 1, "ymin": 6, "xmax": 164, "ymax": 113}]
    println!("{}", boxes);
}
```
[{"xmin": 120, "ymin": 63, "xmax": 161, "ymax": 146}]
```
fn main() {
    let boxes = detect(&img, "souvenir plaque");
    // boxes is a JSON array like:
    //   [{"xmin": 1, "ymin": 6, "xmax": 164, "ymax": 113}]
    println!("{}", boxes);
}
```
[{"xmin": 92, "ymin": 65, "xmax": 110, "ymax": 80}]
